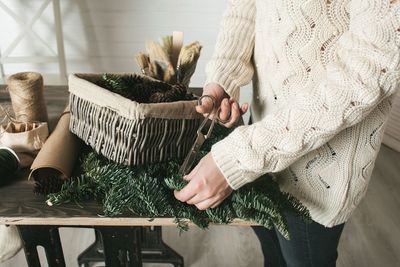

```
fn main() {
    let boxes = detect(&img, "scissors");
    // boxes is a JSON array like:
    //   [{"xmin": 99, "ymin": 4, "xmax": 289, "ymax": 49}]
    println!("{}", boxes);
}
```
[{"xmin": 179, "ymin": 95, "xmax": 228, "ymax": 176}]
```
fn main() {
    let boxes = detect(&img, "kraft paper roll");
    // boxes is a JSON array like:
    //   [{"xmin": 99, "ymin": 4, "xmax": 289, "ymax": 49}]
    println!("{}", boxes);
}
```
[
  {"xmin": 29, "ymin": 105, "xmax": 82, "ymax": 194},
  {"xmin": 7, "ymin": 72, "xmax": 48, "ymax": 123}
]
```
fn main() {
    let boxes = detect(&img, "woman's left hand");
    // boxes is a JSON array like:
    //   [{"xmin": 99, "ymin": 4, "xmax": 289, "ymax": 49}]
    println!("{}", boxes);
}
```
[{"xmin": 174, "ymin": 152, "xmax": 233, "ymax": 210}]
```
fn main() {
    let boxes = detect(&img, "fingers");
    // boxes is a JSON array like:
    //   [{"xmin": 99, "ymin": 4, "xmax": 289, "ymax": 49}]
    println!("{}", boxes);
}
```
[
  {"xmin": 175, "ymin": 152, "xmax": 234, "ymax": 211},
  {"xmin": 195, "ymin": 195, "xmax": 221, "ymax": 210},
  {"xmin": 221, "ymin": 101, "xmax": 249, "ymax": 128},
  {"xmin": 210, "ymin": 200, "xmax": 224, "ymax": 209},
  {"xmin": 218, "ymin": 98, "xmax": 231, "ymax": 122},
  {"xmin": 186, "ymin": 186, "xmax": 232, "ymax": 209},
  {"xmin": 176, "ymin": 175, "xmax": 225, "ymax": 209},
  {"xmin": 195, "ymin": 191, "xmax": 231, "ymax": 210},
  {"xmin": 186, "ymin": 191, "xmax": 209, "ymax": 205},
  {"xmin": 240, "ymin": 103, "xmax": 249, "ymax": 114},
  {"xmin": 183, "ymin": 156, "xmax": 202, "ymax": 181},
  {"xmin": 222, "ymin": 102, "xmax": 240, "ymax": 128},
  {"xmin": 195, "ymin": 91, "xmax": 250, "ymax": 127},
  {"xmin": 174, "ymin": 180, "xmax": 199, "ymax": 202},
  {"xmin": 176, "ymin": 159, "xmax": 202, "ymax": 200},
  {"xmin": 210, "ymin": 191, "xmax": 231, "ymax": 208},
  {"xmin": 195, "ymin": 97, "xmax": 214, "ymax": 115}
]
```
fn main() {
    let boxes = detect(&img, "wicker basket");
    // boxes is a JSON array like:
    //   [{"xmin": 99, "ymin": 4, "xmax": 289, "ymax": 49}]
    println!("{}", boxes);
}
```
[{"xmin": 68, "ymin": 73, "xmax": 202, "ymax": 166}]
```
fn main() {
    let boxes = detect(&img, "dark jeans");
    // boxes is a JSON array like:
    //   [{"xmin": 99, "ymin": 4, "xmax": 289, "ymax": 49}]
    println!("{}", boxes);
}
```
[{"xmin": 252, "ymin": 212, "xmax": 345, "ymax": 267}]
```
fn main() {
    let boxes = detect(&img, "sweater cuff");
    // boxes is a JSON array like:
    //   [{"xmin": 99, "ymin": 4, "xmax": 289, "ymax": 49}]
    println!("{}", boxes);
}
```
[
  {"xmin": 211, "ymin": 140, "xmax": 251, "ymax": 190},
  {"xmin": 205, "ymin": 64, "xmax": 240, "ymax": 101}
]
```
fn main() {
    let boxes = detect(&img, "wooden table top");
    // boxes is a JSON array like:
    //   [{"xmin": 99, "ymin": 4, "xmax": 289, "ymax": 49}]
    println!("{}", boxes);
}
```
[{"xmin": 0, "ymin": 172, "xmax": 253, "ymax": 227}]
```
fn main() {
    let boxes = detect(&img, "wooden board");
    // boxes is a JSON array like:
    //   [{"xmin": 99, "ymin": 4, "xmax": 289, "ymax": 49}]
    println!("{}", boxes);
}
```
[{"xmin": 0, "ymin": 172, "xmax": 254, "ymax": 226}]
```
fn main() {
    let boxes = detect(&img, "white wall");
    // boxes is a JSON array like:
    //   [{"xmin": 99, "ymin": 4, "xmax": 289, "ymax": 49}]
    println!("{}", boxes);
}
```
[{"xmin": 0, "ymin": 0, "xmax": 228, "ymax": 87}]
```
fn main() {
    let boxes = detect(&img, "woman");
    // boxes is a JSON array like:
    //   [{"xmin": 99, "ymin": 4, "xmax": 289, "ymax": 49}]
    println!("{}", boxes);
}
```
[{"xmin": 175, "ymin": 0, "xmax": 400, "ymax": 266}]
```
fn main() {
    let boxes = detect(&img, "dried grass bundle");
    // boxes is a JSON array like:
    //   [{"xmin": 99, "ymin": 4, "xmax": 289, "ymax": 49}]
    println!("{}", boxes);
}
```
[
  {"xmin": 134, "ymin": 34, "xmax": 201, "ymax": 87},
  {"xmin": 177, "ymin": 41, "xmax": 202, "ymax": 86}
]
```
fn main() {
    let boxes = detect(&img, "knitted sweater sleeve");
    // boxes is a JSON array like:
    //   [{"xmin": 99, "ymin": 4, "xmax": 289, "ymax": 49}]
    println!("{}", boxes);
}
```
[
  {"xmin": 211, "ymin": 0, "xmax": 400, "ymax": 189},
  {"xmin": 204, "ymin": 0, "xmax": 255, "ymax": 101}
]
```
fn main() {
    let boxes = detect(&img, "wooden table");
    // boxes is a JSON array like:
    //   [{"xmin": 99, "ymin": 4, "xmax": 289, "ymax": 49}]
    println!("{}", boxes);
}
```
[
  {"xmin": 0, "ymin": 85, "xmax": 253, "ymax": 266},
  {"xmin": 0, "ymin": 171, "xmax": 252, "ymax": 267}
]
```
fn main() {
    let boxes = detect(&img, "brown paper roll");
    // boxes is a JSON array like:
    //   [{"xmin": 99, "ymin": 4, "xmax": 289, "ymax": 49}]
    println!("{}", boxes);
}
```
[
  {"xmin": 29, "ymin": 105, "xmax": 82, "ymax": 194},
  {"xmin": 7, "ymin": 72, "xmax": 48, "ymax": 123}
]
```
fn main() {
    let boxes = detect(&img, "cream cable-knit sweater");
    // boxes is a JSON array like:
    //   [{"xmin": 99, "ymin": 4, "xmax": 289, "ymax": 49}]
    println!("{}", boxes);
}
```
[{"xmin": 206, "ymin": 0, "xmax": 400, "ymax": 227}]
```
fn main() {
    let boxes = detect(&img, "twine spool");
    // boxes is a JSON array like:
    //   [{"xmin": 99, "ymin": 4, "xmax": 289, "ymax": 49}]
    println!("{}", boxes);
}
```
[{"xmin": 7, "ymin": 72, "xmax": 48, "ymax": 123}]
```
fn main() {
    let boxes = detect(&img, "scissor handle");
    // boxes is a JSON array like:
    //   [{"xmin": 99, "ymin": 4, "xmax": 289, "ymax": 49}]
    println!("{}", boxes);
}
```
[
  {"xmin": 197, "ymin": 95, "xmax": 230, "ymax": 124},
  {"xmin": 197, "ymin": 95, "xmax": 220, "ymax": 139},
  {"xmin": 197, "ymin": 95, "xmax": 216, "ymax": 113}
]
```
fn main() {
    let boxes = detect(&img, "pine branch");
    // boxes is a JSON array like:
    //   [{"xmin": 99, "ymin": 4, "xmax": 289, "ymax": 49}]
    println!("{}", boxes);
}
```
[{"xmin": 46, "ymin": 125, "xmax": 311, "ymax": 240}]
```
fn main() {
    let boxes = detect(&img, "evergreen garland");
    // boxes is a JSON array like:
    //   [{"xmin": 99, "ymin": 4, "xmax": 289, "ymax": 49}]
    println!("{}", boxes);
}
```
[{"xmin": 47, "ymin": 126, "xmax": 311, "ymax": 240}]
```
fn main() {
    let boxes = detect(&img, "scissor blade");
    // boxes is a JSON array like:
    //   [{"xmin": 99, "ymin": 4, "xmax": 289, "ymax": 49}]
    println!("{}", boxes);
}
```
[{"xmin": 179, "ymin": 133, "xmax": 206, "ymax": 175}]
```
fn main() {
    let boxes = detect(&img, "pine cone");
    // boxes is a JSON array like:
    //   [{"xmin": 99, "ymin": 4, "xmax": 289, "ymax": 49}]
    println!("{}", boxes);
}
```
[
  {"xmin": 149, "ymin": 84, "xmax": 188, "ymax": 103},
  {"xmin": 99, "ymin": 74, "xmax": 195, "ymax": 103}
]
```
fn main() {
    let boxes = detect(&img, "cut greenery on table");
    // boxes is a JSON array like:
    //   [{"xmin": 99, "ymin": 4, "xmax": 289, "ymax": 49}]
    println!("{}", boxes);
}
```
[{"xmin": 46, "ymin": 126, "xmax": 310, "ymax": 240}]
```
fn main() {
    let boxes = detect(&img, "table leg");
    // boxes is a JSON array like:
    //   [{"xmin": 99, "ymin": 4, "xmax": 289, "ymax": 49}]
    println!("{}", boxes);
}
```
[
  {"xmin": 17, "ymin": 225, "xmax": 65, "ymax": 267},
  {"xmin": 95, "ymin": 226, "xmax": 142, "ymax": 267},
  {"xmin": 141, "ymin": 226, "xmax": 184, "ymax": 267},
  {"xmin": 78, "ymin": 226, "xmax": 184, "ymax": 267},
  {"xmin": 77, "ymin": 229, "xmax": 103, "ymax": 267}
]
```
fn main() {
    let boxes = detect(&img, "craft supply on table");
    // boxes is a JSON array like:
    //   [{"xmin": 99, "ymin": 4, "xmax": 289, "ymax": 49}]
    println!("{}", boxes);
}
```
[
  {"xmin": 0, "ymin": 146, "xmax": 20, "ymax": 186},
  {"xmin": 65, "ymin": 33, "xmax": 203, "ymax": 166},
  {"xmin": 0, "ymin": 121, "xmax": 49, "ymax": 168},
  {"xmin": 135, "ymin": 32, "xmax": 202, "ymax": 87},
  {"xmin": 30, "ymin": 106, "xmax": 83, "ymax": 195},
  {"xmin": 68, "ymin": 73, "xmax": 202, "ymax": 166},
  {"xmin": 6, "ymin": 72, "xmax": 48, "ymax": 123},
  {"xmin": 46, "ymin": 125, "xmax": 311, "ymax": 240},
  {"xmin": 176, "ymin": 41, "xmax": 202, "ymax": 86}
]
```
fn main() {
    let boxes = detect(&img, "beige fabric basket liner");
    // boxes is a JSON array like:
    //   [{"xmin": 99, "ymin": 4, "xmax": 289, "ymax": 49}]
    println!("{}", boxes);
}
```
[{"xmin": 68, "ymin": 73, "xmax": 202, "ymax": 120}]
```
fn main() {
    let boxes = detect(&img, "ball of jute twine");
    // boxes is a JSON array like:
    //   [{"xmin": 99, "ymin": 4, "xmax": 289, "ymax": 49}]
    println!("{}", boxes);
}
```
[{"xmin": 6, "ymin": 72, "xmax": 48, "ymax": 123}]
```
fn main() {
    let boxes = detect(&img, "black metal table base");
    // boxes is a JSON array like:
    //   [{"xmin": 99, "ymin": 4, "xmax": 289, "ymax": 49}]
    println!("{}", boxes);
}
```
[
  {"xmin": 95, "ymin": 226, "xmax": 143, "ymax": 266},
  {"xmin": 17, "ymin": 225, "xmax": 66, "ymax": 267},
  {"xmin": 140, "ymin": 226, "xmax": 184, "ymax": 267},
  {"xmin": 78, "ymin": 226, "xmax": 183, "ymax": 267},
  {"xmin": 16, "ymin": 225, "xmax": 183, "ymax": 267}
]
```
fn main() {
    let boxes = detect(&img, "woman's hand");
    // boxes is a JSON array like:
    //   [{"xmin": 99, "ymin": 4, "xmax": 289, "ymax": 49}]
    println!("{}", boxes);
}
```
[
  {"xmin": 197, "ymin": 83, "xmax": 249, "ymax": 128},
  {"xmin": 174, "ymin": 152, "xmax": 233, "ymax": 210},
  {"xmin": 174, "ymin": 84, "xmax": 248, "ymax": 209}
]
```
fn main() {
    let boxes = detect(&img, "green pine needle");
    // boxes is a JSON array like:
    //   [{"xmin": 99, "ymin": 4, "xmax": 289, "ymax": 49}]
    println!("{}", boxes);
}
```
[{"xmin": 46, "ymin": 125, "xmax": 311, "ymax": 240}]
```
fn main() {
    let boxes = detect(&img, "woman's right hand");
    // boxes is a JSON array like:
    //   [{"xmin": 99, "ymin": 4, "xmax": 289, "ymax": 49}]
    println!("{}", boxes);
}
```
[{"xmin": 196, "ymin": 83, "xmax": 249, "ymax": 128}]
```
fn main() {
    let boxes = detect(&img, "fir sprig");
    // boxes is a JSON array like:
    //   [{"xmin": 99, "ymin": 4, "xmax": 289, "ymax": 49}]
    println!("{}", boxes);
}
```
[{"xmin": 46, "ymin": 126, "xmax": 311, "ymax": 239}]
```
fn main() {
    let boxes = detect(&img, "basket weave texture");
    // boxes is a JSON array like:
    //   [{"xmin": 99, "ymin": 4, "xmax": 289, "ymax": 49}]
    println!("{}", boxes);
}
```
[{"xmin": 68, "ymin": 73, "xmax": 202, "ymax": 166}]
